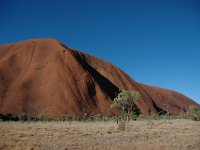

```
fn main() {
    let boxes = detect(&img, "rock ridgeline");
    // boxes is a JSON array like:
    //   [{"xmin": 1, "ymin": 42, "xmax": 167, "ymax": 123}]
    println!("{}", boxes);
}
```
[{"xmin": 0, "ymin": 38, "xmax": 198, "ymax": 117}]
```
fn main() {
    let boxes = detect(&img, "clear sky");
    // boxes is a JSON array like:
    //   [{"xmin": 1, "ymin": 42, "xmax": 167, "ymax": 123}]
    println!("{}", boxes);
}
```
[{"xmin": 1, "ymin": 0, "xmax": 200, "ymax": 104}]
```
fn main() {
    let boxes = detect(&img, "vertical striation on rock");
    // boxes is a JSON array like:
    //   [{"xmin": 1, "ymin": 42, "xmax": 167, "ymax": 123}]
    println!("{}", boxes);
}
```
[{"xmin": 0, "ymin": 38, "xmax": 198, "ymax": 117}]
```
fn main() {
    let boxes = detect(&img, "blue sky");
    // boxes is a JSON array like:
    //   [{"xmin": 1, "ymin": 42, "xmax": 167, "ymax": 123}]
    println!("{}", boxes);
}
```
[{"xmin": 1, "ymin": 0, "xmax": 200, "ymax": 104}]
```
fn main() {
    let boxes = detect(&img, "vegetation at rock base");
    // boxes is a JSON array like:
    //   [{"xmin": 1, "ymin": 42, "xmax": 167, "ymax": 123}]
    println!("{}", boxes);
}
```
[
  {"xmin": 110, "ymin": 90, "xmax": 141, "ymax": 130},
  {"xmin": 0, "ymin": 104, "xmax": 199, "ymax": 124},
  {"xmin": 188, "ymin": 105, "xmax": 200, "ymax": 121}
]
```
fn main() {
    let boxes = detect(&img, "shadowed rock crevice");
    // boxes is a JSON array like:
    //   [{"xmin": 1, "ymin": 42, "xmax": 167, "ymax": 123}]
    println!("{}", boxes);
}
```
[
  {"xmin": 70, "ymin": 51, "xmax": 120, "ymax": 100},
  {"xmin": 0, "ymin": 38, "xmax": 198, "ymax": 117}
]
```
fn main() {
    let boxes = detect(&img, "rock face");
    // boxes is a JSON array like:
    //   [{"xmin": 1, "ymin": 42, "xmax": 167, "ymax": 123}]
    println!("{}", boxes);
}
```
[{"xmin": 0, "ymin": 38, "xmax": 198, "ymax": 117}]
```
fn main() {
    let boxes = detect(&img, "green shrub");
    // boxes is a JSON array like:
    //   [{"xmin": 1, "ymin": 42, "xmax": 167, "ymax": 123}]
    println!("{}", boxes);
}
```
[
  {"xmin": 110, "ymin": 90, "xmax": 141, "ymax": 130},
  {"xmin": 102, "ymin": 116, "xmax": 109, "ymax": 122},
  {"xmin": 60, "ymin": 116, "xmax": 67, "ymax": 122},
  {"xmin": 18, "ymin": 113, "xmax": 28, "ymax": 122},
  {"xmin": 189, "ymin": 105, "xmax": 200, "ymax": 121},
  {"xmin": 93, "ymin": 114, "xmax": 102, "ymax": 121},
  {"xmin": 130, "ymin": 113, "xmax": 138, "ymax": 121},
  {"xmin": 64, "ymin": 115, "xmax": 72, "ymax": 124},
  {"xmin": 38, "ymin": 115, "xmax": 49, "ymax": 121}
]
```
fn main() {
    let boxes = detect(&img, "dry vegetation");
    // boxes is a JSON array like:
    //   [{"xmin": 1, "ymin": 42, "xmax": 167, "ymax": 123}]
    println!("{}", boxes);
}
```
[{"xmin": 0, "ymin": 119, "xmax": 200, "ymax": 150}]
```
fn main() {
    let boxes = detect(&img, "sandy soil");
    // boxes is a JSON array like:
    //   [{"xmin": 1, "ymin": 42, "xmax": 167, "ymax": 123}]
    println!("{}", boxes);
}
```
[{"xmin": 0, "ymin": 119, "xmax": 200, "ymax": 150}]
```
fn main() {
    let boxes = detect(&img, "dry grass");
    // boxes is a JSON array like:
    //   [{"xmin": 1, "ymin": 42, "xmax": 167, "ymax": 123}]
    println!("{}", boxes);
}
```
[{"xmin": 0, "ymin": 119, "xmax": 200, "ymax": 150}]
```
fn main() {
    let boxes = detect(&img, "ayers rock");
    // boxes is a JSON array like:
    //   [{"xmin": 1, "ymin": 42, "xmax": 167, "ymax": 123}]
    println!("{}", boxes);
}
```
[{"xmin": 0, "ymin": 38, "xmax": 198, "ymax": 117}]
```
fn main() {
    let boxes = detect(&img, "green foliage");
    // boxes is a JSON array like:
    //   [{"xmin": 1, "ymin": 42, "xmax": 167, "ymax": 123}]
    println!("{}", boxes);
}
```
[
  {"xmin": 111, "ymin": 90, "xmax": 140, "ymax": 115},
  {"xmin": 60, "ymin": 116, "xmax": 68, "ymax": 122},
  {"xmin": 65, "ymin": 116, "xmax": 73, "ymax": 124},
  {"xmin": 189, "ymin": 105, "xmax": 200, "ymax": 121},
  {"xmin": 129, "ymin": 112, "xmax": 138, "ymax": 121},
  {"xmin": 93, "ymin": 114, "xmax": 102, "ymax": 121},
  {"xmin": 18, "ymin": 113, "xmax": 28, "ymax": 122},
  {"xmin": 110, "ymin": 90, "xmax": 141, "ymax": 131}
]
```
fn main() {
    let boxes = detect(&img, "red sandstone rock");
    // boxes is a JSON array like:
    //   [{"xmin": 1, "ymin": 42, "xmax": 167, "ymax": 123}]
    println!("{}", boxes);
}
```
[{"xmin": 0, "ymin": 38, "xmax": 198, "ymax": 117}]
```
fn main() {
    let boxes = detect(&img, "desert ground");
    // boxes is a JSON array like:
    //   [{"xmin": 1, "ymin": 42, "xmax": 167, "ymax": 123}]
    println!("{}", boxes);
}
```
[{"xmin": 0, "ymin": 119, "xmax": 200, "ymax": 150}]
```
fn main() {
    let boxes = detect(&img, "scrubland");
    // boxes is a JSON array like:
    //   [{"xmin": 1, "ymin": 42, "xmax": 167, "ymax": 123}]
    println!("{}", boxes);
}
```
[{"xmin": 0, "ymin": 119, "xmax": 200, "ymax": 150}]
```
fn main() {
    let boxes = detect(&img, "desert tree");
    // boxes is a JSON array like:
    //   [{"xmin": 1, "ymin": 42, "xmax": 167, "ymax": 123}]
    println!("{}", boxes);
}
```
[{"xmin": 111, "ymin": 90, "xmax": 141, "ymax": 130}]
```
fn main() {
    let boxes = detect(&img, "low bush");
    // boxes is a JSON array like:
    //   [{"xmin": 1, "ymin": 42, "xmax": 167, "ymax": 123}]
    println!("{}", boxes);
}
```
[{"xmin": 189, "ymin": 105, "xmax": 200, "ymax": 121}]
